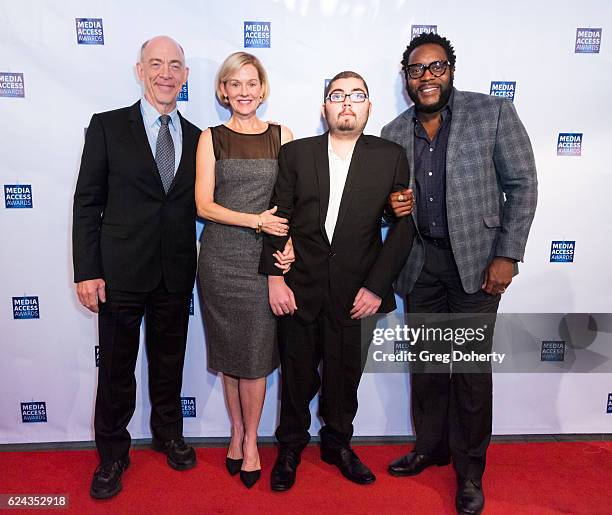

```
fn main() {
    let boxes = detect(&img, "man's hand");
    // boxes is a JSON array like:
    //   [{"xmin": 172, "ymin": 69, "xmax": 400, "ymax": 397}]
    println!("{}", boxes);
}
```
[
  {"xmin": 76, "ymin": 278, "xmax": 106, "ymax": 313},
  {"xmin": 350, "ymin": 287, "xmax": 382, "ymax": 319},
  {"xmin": 273, "ymin": 237, "xmax": 295, "ymax": 274},
  {"xmin": 482, "ymin": 257, "xmax": 514, "ymax": 295},
  {"xmin": 268, "ymin": 276, "xmax": 297, "ymax": 316},
  {"xmin": 388, "ymin": 188, "xmax": 414, "ymax": 218}
]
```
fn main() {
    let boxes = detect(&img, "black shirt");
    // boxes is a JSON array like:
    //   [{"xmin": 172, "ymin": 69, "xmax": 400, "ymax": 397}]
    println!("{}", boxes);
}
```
[{"xmin": 413, "ymin": 91, "xmax": 454, "ymax": 238}]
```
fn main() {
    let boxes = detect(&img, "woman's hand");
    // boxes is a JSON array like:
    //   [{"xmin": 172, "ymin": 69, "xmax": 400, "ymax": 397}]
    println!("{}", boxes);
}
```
[{"xmin": 255, "ymin": 206, "xmax": 289, "ymax": 236}]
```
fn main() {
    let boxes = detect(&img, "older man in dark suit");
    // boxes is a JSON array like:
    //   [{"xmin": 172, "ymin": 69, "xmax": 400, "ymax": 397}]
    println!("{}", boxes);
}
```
[
  {"xmin": 382, "ymin": 33, "xmax": 537, "ymax": 514},
  {"xmin": 72, "ymin": 36, "xmax": 200, "ymax": 499}
]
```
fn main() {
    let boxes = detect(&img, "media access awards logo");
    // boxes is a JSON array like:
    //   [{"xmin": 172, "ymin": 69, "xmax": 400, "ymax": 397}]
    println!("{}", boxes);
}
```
[
  {"xmin": 0, "ymin": 73, "xmax": 25, "ymax": 98},
  {"xmin": 13, "ymin": 296, "xmax": 40, "ymax": 319},
  {"xmin": 181, "ymin": 397, "xmax": 196, "ymax": 418},
  {"xmin": 323, "ymin": 78, "xmax": 333, "ymax": 100},
  {"xmin": 607, "ymin": 393, "xmax": 612, "ymax": 414},
  {"xmin": 557, "ymin": 133, "xmax": 582, "ymax": 156},
  {"xmin": 411, "ymin": 25, "xmax": 437, "ymax": 39},
  {"xmin": 575, "ymin": 28, "xmax": 601, "ymax": 53},
  {"xmin": 541, "ymin": 341, "xmax": 565, "ymax": 361},
  {"xmin": 244, "ymin": 21, "xmax": 270, "ymax": 48},
  {"xmin": 178, "ymin": 81, "xmax": 188, "ymax": 102},
  {"xmin": 4, "ymin": 184, "xmax": 33, "ymax": 208},
  {"xmin": 95, "ymin": 345, "xmax": 100, "ymax": 367},
  {"xmin": 75, "ymin": 18, "xmax": 104, "ymax": 45},
  {"xmin": 189, "ymin": 293, "xmax": 194, "ymax": 316},
  {"xmin": 550, "ymin": 241, "xmax": 575, "ymax": 263},
  {"xmin": 21, "ymin": 402, "xmax": 47, "ymax": 423},
  {"xmin": 490, "ymin": 81, "xmax": 516, "ymax": 103}
]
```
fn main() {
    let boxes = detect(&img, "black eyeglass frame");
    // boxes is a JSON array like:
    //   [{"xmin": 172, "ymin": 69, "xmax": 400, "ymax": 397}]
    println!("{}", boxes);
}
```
[
  {"xmin": 405, "ymin": 60, "xmax": 452, "ymax": 80},
  {"xmin": 325, "ymin": 90, "xmax": 369, "ymax": 103}
]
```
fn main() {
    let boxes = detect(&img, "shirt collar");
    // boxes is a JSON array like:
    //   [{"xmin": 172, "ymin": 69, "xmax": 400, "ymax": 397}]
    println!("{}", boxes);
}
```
[
  {"xmin": 328, "ymin": 137, "xmax": 356, "ymax": 163},
  {"xmin": 140, "ymin": 96, "xmax": 180, "ymax": 130}
]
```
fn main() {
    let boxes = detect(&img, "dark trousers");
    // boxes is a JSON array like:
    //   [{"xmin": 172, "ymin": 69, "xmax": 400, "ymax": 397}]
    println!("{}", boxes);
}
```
[
  {"xmin": 275, "ymin": 309, "xmax": 372, "ymax": 453},
  {"xmin": 406, "ymin": 239, "xmax": 500, "ymax": 481},
  {"xmin": 95, "ymin": 281, "xmax": 191, "ymax": 463}
]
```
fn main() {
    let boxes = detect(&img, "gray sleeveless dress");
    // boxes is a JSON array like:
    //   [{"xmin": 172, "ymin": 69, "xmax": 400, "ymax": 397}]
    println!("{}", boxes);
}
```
[{"xmin": 198, "ymin": 124, "xmax": 281, "ymax": 378}]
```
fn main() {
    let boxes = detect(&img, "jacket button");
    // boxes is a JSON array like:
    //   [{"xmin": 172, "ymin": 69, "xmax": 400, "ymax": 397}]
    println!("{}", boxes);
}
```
[{"xmin": 328, "ymin": 251, "xmax": 336, "ymax": 258}]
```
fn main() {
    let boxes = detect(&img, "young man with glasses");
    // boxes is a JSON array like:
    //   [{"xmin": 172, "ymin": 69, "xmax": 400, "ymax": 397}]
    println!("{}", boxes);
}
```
[
  {"xmin": 259, "ymin": 71, "xmax": 416, "ymax": 491},
  {"xmin": 382, "ymin": 33, "xmax": 537, "ymax": 514}
]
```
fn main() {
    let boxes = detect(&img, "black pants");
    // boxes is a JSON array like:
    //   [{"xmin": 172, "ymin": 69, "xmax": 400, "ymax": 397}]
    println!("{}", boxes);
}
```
[
  {"xmin": 275, "ymin": 309, "xmax": 373, "ymax": 453},
  {"xmin": 95, "ymin": 281, "xmax": 191, "ymax": 463},
  {"xmin": 406, "ymin": 239, "xmax": 500, "ymax": 481}
]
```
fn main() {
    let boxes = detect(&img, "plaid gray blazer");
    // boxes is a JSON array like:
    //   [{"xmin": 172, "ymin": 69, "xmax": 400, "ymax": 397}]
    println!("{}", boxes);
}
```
[{"xmin": 381, "ymin": 88, "xmax": 538, "ymax": 295}]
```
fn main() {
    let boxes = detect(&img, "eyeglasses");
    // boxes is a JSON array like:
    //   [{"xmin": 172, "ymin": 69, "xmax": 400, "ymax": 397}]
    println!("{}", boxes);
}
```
[
  {"xmin": 405, "ymin": 60, "xmax": 451, "ymax": 79},
  {"xmin": 326, "ymin": 90, "xmax": 368, "ymax": 103}
]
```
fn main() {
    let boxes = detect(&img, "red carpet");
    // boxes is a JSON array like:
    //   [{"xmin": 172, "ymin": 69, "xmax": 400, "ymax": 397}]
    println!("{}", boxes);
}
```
[{"xmin": 0, "ymin": 442, "xmax": 611, "ymax": 514}]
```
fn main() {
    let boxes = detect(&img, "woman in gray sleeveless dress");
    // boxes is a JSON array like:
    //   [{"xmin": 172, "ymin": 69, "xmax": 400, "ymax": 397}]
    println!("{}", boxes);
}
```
[{"xmin": 195, "ymin": 52, "xmax": 293, "ymax": 488}]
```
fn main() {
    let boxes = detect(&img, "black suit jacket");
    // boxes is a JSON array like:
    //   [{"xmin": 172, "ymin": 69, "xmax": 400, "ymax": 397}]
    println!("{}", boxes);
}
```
[
  {"xmin": 72, "ymin": 101, "xmax": 201, "ymax": 293},
  {"xmin": 259, "ymin": 132, "xmax": 416, "ymax": 325}
]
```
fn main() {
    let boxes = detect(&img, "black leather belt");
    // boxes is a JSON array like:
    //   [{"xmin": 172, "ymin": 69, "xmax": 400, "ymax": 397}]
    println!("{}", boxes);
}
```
[{"xmin": 422, "ymin": 234, "xmax": 452, "ymax": 249}]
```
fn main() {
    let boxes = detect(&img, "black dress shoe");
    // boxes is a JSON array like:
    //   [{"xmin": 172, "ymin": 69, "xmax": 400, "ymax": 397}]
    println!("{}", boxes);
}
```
[
  {"xmin": 240, "ymin": 469, "xmax": 261, "ymax": 489},
  {"xmin": 388, "ymin": 451, "xmax": 451, "ymax": 477},
  {"xmin": 321, "ymin": 446, "xmax": 376, "ymax": 485},
  {"xmin": 226, "ymin": 457, "xmax": 243, "ymax": 476},
  {"xmin": 152, "ymin": 438, "xmax": 196, "ymax": 471},
  {"xmin": 271, "ymin": 450, "xmax": 301, "ymax": 492},
  {"xmin": 90, "ymin": 457, "xmax": 130, "ymax": 499},
  {"xmin": 456, "ymin": 478, "xmax": 484, "ymax": 515}
]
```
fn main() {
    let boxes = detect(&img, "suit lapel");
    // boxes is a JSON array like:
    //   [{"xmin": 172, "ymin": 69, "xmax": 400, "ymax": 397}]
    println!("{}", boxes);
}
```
[
  {"xmin": 446, "ymin": 88, "xmax": 469, "ymax": 183},
  {"xmin": 314, "ymin": 133, "xmax": 331, "ymax": 246},
  {"xmin": 332, "ymin": 134, "xmax": 366, "ymax": 243},
  {"xmin": 167, "ymin": 111, "xmax": 189, "ymax": 193},
  {"xmin": 394, "ymin": 108, "xmax": 419, "ymax": 230},
  {"xmin": 401, "ymin": 108, "xmax": 416, "ymax": 191},
  {"xmin": 128, "ymin": 101, "xmax": 165, "ymax": 194}
]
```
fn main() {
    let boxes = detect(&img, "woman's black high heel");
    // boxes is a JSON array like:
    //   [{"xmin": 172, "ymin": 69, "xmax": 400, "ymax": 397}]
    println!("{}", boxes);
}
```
[
  {"xmin": 225, "ymin": 457, "xmax": 243, "ymax": 476},
  {"xmin": 239, "ymin": 468, "xmax": 261, "ymax": 488}
]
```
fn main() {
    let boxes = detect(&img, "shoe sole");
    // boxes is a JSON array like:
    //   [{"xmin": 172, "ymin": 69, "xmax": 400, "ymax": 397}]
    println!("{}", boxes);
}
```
[
  {"xmin": 321, "ymin": 453, "xmax": 376, "ymax": 485},
  {"xmin": 388, "ymin": 459, "xmax": 451, "ymax": 477},
  {"xmin": 166, "ymin": 457, "xmax": 197, "ymax": 471},
  {"xmin": 90, "ymin": 482, "xmax": 122, "ymax": 500},
  {"xmin": 456, "ymin": 502, "xmax": 484, "ymax": 515},
  {"xmin": 271, "ymin": 480, "xmax": 295, "ymax": 492}
]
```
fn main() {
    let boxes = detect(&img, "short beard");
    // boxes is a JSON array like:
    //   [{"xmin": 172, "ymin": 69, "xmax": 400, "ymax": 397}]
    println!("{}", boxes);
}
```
[
  {"xmin": 338, "ymin": 121, "xmax": 356, "ymax": 132},
  {"xmin": 407, "ymin": 75, "xmax": 453, "ymax": 114}
]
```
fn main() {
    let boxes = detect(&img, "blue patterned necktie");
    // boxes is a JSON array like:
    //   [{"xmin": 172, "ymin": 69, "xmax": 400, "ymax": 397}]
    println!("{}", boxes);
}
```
[{"xmin": 155, "ymin": 115, "xmax": 175, "ymax": 193}]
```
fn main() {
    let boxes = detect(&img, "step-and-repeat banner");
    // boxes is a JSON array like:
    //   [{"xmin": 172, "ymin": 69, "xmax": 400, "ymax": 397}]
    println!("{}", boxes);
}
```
[{"xmin": 1, "ymin": 1, "xmax": 611, "ymax": 444}]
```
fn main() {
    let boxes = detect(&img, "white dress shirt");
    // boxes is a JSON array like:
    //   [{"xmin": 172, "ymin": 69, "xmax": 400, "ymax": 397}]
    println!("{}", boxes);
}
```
[{"xmin": 325, "ymin": 138, "xmax": 355, "ymax": 241}]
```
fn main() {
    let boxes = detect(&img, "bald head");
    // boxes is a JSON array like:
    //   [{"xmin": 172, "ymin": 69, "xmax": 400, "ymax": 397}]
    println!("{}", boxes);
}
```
[
  {"xmin": 136, "ymin": 35, "xmax": 189, "ymax": 115},
  {"xmin": 139, "ymin": 35, "xmax": 185, "ymax": 64}
]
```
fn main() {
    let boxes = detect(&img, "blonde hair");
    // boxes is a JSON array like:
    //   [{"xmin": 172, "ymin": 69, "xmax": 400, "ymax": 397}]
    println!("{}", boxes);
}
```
[{"xmin": 215, "ymin": 52, "xmax": 270, "ymax": 106}]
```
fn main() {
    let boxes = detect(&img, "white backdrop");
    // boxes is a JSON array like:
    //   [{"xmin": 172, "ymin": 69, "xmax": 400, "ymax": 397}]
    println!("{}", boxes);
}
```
[{"xmin": 1, "ymin": 0, "xmax": 611, "ymax": 444}]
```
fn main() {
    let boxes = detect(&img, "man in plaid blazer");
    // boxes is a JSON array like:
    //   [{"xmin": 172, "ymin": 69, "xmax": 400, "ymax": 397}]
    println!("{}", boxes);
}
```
[{"xmin": 381, "ymin": 33, "xmax": 537, "ymax": 515}]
